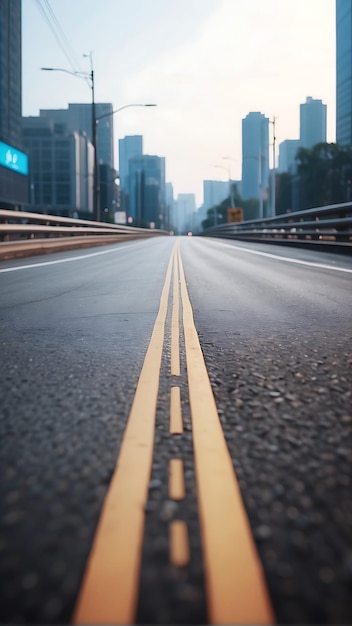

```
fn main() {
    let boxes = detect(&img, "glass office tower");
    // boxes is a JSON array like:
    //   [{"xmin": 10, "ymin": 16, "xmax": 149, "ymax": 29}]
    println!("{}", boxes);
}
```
[
  {"xmin": 0, "ymin": 0, "xmax": 28, "ymax": 208},
  {"xmin": 336, "ymin": 0, "xmax": 352, "ymax": 145}
]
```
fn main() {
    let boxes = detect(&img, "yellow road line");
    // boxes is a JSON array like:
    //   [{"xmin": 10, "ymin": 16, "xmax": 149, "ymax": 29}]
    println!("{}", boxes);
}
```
[
  {"xmin": 171, "ymin": 243, "xmax": 180, "ymax": 376},
  {"xmin": 177, "ymin": 245, "xmax": 275, "ymax": 625},
  {"xmin": 169, "ymin": 459, "xmax": 186, "ymax": 500},
  {"xmin": 72, "ymin": 245, "xmax": 176, "ymax": 625},
  {"xmin": 169, "ymin": 521, "xmax": 190, "ymax": 567},
  {"xmin": 169, "ymin": 386, "xmax": 183, "ymax": 434}
]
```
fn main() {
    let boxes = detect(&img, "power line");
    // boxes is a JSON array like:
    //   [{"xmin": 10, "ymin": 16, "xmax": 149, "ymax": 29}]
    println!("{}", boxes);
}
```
[{"xmin": 34, "ymin": 0, "xmax": 83, "ymax": 76}]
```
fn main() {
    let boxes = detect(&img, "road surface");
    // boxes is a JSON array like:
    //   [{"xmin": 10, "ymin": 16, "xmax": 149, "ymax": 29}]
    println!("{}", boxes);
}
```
[{"xmin": 0, "ymin": 236, "xmax": 351, "ymax": 624}]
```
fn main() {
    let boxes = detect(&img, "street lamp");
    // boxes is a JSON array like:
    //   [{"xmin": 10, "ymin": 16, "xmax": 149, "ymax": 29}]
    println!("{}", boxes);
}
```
[
  {"xmin": 269, "ymin": 117, "xmax": 277, "ymax": 217},
  {"xmin": 95, "ymin": 104, "xmax": 157, "ymax": 223},
  {"xmin": 42, "ymin": 63, "xmax": 157, "ymax": 221},
  {"xmin": 96, "ymin": 103, "xmax": 156, "ymax": 122},
  {"xmin": 41, "ymin": 61, "xmax": 99, "ymax": 218}
]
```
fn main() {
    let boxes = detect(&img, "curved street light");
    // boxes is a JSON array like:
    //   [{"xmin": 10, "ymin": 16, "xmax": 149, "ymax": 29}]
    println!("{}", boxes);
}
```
[
  {"xmin": 96, "ymin": 103, "xmax": 156, "ymax": 122},
  {"xmin": 41, "ymin": 65, "xmax": 157, "ymax": 221}
]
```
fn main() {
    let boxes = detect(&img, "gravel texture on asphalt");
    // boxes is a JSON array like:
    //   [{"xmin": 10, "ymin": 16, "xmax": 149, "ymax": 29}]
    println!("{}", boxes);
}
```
[
  {"xmin": 1, "ymin": 237, "xmax": 351, "ymax": 625},
  {"xmin": 136, "ymin": 292, "xmax": 207, "ymax": 625},
  {"xmin": 180, "ymin": 237, "xmax": 352, "ymax": 624},
  {"xmin": 0, "ymin": 322, "xmax": 152, "ymax": 624},
  {"xmin": 198, "ymin": 326, "xmax": 352, "ymax": 624}
]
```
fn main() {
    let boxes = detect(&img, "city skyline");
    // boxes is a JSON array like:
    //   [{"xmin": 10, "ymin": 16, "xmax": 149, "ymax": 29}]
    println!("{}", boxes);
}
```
[{"xmin": 21, "ymin": 0, "xmax": 336, "ymax": 206}]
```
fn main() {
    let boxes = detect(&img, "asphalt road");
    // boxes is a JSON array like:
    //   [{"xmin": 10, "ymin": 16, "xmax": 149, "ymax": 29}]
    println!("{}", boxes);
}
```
[{"xmin": 0, "ymin": 236, "xmax": 351, "ymax": 625}]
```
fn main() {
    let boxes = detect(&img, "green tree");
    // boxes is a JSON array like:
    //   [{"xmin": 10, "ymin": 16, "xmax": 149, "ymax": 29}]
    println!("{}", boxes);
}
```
[
  {"xmin": 296, "ymin": 142, "xmax": 352, "ymax": 208},
  {"xmin": 276, "ymin": 172, "xmax": 292, "ymax": 214}
]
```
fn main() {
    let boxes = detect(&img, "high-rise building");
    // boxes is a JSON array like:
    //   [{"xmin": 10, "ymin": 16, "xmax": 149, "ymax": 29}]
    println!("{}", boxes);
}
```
[
  {"xmin": 300, "ymin": 97, "xmax": 327, "ymax": 148},
  {"xmin": 278, "ymin": 139, "xmax": 301, "ymax": 173},
  {"xmin": 22, "ymin": 116, "xmax": 94, "ymax": 216},
  {"xmin": 176, "ymin": 193, "xmax": 196, "ymax": 233},
  {"xmin": 128, "ymin": 154, "xmax": 165, "ymax": 227},
  {"xmin": 118, "ymin": 135, "xmax": 143, "ymax": 212},
  {"xmin": 336, "ymin": 0, "xmax": 352, "ymax": 145},
  {"xmin": 203, "ymin": 180, "xmax": 229, "ymax": 212},
  {"xmin": 165, "ymin": 182, "xmax": 174, "ymax": 230},
  {"xmin": 0, "ymin": 0, "xmax": 28, "ymax": 209},
  {"xmin": 40, "ymin": 103, "xmax": 114, "ymax": 168},
  {"xmin": 242, "ymin": 112, "xmax": 269, "ymax": 208},
  {"xmin": 118, "ymin": 135, "xmax": 143, "ymax": 192}
]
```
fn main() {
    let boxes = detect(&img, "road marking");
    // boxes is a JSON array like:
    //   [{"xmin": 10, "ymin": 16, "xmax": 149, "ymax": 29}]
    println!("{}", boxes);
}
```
[
  {"xmin": 169, "ymin": 521, "xmax": 190, "ymax": 567},
  {"xmin": 72, "ymin": 246, "xmax": 176, "ymax": 625},
  {"xmin": 219, "ymin": 241, "xmax": 352, "ymax": 274},
  {"xmin": 169, "ymin": 459, "xmax": 186, "ymax": 501},
  {"xmin": 0, "ymin": 240, "xmax": 149, "ymax": 273},
  {"xmin": 171, "ymin": 249, "xmax": 180, "ymax": 375},
  {"xmin": 170, "ymin": 386, "xmax": 183, "ymax": 434},
  {"xmin": 0, "ymin": 246, "xmax": 123, "ymax": 273},
  {"xmin": 177, "ymin": 245, "xmax": 275, "ymax": 624}
]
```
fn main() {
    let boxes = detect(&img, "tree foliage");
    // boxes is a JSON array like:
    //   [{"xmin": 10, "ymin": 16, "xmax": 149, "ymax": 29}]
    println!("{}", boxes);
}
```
[
  {"xmin": 276, "ymin": 172, "xmax": 292, "ymax": 215},
  {"xmin": 295, "ymin": 142, "xmax": 352, "ymax": 208}
]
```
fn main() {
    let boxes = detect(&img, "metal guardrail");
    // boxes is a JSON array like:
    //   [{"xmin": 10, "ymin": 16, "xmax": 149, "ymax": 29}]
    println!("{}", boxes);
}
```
[
  {"xmin": 0, "ymin": 209, "xmax": 168, "ymax": 241},
  {"xmin": 0, "ymin": 209, "xmax": 170, "ymax": 260},
  {"xmin": 199, "ymin": 202, "xmax": 352, "ymax": 252}
]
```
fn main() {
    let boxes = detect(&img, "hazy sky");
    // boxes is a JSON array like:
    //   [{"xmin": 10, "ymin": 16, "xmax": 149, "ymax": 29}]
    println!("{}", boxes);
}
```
[{"xmin": 22, "ymin": 0, "xmax": 336, "ymax": 206}]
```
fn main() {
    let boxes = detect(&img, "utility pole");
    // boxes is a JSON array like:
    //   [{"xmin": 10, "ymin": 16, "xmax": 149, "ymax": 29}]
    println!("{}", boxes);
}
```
[
  {"xmin": 86, "ymin": 53, "xmax": 100, "ymax": 221},
  {"xmin": 270, "ymin": 117, "xmax": 276, "ymax": 217},
  {"xmin": 258, "ymin": 149, "xmax": 263, "ymax": 219}
]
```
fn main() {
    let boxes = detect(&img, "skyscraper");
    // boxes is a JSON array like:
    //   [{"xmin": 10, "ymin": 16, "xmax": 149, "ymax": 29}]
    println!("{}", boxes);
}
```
[
  {"xmin": 40, "ymin": 103, "xmax": 114, "ymax": 168},
  {"xmin": 242, "ymin": 112, "xmax": 269, "ymax": 212},
  {"xmin": 300, "ymin": 97, "xmax": 327, "ymax": 148},
  {"xmin": 203, "ymin": 180, "xmax": 229, "ymax": 212},
  {"xmin": 278, "ymin": 139, "xmax": 300, "ymax": 173},
  {"xmin": 336, "ymin": 0, "xmax": 352, "ymax": 145},
  {"xmin": 128, "ymin": 154, "xmax": 165, "ymax": 227},
  {"xmin": 176, "ymin": 193, "xmax": 196, "ymax": 233},
  {"xmin": 118, "ymin": 135, "xmax": 143, "ymax": 213},
  {"xmin": 0, "ymin": 0, "xmax": 28, "ymax": 209},
  {"xmin": 118, "ymin": 136, "xmax": 143, "ymax": 191},
  {"xmin": 22, "ymin": 115, "xmax": 94, "ymax": 216}
]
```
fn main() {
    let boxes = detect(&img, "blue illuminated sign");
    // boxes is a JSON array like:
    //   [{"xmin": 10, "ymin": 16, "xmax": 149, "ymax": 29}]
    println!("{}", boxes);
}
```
[{"xmin": 0, "ymin": 141, "xmax": 28, "ymax": 176}]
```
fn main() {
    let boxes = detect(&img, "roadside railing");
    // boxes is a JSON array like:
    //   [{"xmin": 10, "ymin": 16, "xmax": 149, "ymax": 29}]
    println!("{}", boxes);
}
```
[
  {"xmin": 199, "ymin": 202, "xmax": 352, "ymax": 252},
  {"xmin": 0, "ymin": 209, "xmax": 169, "ymax": 260}
]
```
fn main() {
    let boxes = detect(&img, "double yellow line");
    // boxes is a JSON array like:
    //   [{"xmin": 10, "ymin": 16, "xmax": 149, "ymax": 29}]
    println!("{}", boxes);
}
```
[{"xmin": 73, "ymin": 242, "xmax": 274, "ymax": 625}]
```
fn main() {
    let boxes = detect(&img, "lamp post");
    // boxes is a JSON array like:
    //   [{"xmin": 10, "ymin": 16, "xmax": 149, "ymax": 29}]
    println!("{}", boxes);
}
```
[
  {"xmin": 96, "ymin": 104, "xmax": 156, "ymax": 223},
  {"xmin": 269, "ymin": 117, "xmax": 276, "ymax": 217},
  {"xmin": 41, "ymin": 62, "xmax": 99, "ymax": 218},
  {"xmin": 42, "ymin": 63, "xmax": 156, "ymax": 221},
  {"xmin": 96, "ymin": 103, "xmax": 156, "ymax": 121}
]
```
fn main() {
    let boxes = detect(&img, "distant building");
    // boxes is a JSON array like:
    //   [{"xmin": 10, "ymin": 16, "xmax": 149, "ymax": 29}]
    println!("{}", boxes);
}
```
[
  {"xmin": 336, "ymin": 0, "xmax": 352, "ymax": 145},
  {"xmin": 100, "ymin": 163, "xmax": 119, "ymax": 221},
  {"xmin": 22, "ymin": 116, "xmax": 93, "ymax": 216},
  {"xmin": 0, "ymin": 0, "xmax": 28, "ymax": 209},
  {"xmin": 128, "ymin": 155, "xmax": 165, "ymax": 227},
  {"xmin": 278, "ymin": 139, "xmax": 301, "ymax": 173},
  {"xmin": 242, "ymin": 112, "xmax": 269, "ymax": 209},
  {"xmin": 176, "ymin": 193, "xmax": 196, "ymax": 233},
  {"xmin": 300, "ymin": 97, "xmax": 327, "ymax": 149},
  {"xmin": 165, "ymin": 182, "xmax": 174, "ymax": 230},
  {"xmin": 40, "ymin": 103, "xmax": 114, "ymax": 168},
  {"xmin": 203, "ymin": 180, "xmax": 229, "ymax": 212},
  {"xmin": 118, "ymin": 135, "xmax": 143, "ymax": 212}
]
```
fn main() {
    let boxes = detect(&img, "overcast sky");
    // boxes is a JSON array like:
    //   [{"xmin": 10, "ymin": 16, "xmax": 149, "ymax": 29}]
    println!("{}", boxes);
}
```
[{"xmin": 22, "ymin": 0, "xmax": 336, "ymax": 206}]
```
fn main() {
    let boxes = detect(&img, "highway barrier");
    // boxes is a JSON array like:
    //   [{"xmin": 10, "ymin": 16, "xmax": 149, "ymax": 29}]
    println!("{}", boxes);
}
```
[
  {"xmin": 0, "ymin": 209, "xmax": 169, "ymax": 260},
  {"xmin": 200, "ymin": 201, "xmax": 352, "ymax": 253}
]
